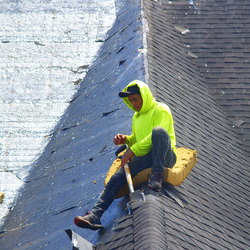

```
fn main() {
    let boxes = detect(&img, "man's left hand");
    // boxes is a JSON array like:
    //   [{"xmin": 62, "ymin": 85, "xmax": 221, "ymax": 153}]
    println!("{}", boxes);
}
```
[{"xmin": 121, "ymin": 149, "xmax": 135, "ymax": 167}]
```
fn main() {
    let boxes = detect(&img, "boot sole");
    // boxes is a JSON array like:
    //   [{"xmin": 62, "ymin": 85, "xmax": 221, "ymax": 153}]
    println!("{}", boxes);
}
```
[{"xmin": 74, "ymin": 217, "xmax": 103, "ymax": 230}]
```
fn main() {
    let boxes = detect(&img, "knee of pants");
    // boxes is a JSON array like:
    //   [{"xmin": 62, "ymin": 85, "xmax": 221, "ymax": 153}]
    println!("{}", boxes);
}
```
[
  {"xmin": 152, "ymin": 127, "xmax": 169, "ymax": 139},
  {"xmin": 106, "ymin": 168, "xmax": 127, "ymax": 191}
]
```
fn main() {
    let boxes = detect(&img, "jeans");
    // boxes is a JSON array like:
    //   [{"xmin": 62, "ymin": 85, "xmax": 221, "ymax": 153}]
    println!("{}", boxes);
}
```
[{"xmin": 92, "ymin": 127, "xmax": 176, "ymax": 218}]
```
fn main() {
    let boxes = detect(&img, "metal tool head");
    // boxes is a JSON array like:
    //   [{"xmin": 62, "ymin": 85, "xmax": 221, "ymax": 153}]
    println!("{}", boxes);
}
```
[{"xmin": 127, "ymin": 190, "xmax": 146, "ymax": 214}]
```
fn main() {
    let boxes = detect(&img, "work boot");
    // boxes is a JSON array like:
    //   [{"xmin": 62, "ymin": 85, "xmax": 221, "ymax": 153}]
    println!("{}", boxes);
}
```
[
  {"xmin": 148, "ymin": 171, "xmax": 163, "ymax": 191},
  {"xmin": 74, "ymin": 211, "xmax": 103, "ymax": 230}
]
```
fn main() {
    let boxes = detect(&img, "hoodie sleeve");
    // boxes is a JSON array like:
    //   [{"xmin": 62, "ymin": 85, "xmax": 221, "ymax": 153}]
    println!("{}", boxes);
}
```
[{"xmin": 125, "ymin": 134, "xmax": 136, "ymax": 147}]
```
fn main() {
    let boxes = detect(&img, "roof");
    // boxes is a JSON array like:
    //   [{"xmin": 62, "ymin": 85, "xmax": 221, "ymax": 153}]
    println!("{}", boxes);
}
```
[
  {"xmin": 1, "ymin": 0, "xmax": 250, "ymax": 249},
  {"xmin": 0, "ymin": 0, "xmax": 116, "ymax": 227},
  {"xmin": 142, "ymin": 0, "xmax": 250, "ymax": 248},
  {"xmin": 175, "ymin": 0, "xmax": 250, "ymax": 151}
]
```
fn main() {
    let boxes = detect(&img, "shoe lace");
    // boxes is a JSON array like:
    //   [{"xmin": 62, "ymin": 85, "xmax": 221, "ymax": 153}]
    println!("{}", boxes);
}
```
[{"xmin": 83, "ymin": 210, "xmax": 92, "ymax": 216}]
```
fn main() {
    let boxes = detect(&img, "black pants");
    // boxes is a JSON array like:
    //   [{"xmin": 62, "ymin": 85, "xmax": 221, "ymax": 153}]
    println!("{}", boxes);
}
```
[{"xmin": 92, "ymin": 127, "xmax": 176, "ymax": 218}]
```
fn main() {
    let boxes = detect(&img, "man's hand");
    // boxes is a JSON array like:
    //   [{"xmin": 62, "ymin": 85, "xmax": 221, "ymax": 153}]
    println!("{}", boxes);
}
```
[
  {"xmin": 121, "ymin": 149, "xmax": 135, "ymax": 167},
  {"xmin": 113, "ymin": 134, "xmax": 126, "ymax": 145}
]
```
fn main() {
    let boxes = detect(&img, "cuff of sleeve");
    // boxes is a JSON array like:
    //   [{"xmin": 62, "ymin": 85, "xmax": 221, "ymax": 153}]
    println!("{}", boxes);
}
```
[
  {"xmin": 130, "ymin": 145, "xmax": 138, "ymax": 156},
  {"xmin": 125, "ymin": 135, "xmax": 132, "ymax": 146}
]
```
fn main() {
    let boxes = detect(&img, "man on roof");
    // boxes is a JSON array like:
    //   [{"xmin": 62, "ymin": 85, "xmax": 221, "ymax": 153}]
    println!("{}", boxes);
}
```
[{"xmin": 74, "ymin": 80, "xmax": 177, "ymax": 230}]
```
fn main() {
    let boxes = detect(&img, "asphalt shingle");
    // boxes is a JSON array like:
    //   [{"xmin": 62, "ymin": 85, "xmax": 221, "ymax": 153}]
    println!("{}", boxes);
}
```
[{"xmin": 143, "ymin": 0, "xmax": 250, "ymax": 248}]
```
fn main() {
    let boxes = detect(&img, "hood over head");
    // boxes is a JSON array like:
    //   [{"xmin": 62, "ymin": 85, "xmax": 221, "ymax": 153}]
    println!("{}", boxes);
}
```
[{"xmin": 120, "ymin": 80, "xmax": 156, "ymax": 113}]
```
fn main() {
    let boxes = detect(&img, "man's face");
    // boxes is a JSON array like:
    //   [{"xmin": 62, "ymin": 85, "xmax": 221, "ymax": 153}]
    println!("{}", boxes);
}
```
[{"xmin": 128, "ymin": 94, "xmax": 143, "ymax": 111}]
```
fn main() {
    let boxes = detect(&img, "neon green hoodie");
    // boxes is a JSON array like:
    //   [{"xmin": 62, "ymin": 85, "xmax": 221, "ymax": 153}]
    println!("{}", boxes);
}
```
[{"xmin": 122, "ymin": 80, "xmax": 177, "ymax": 156}]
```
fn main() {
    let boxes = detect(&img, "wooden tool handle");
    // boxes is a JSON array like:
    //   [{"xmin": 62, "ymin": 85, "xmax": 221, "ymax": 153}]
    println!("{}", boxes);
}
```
[{"xmin": 124, "ymin": 163, "xmax": 134, "ymax": 193}]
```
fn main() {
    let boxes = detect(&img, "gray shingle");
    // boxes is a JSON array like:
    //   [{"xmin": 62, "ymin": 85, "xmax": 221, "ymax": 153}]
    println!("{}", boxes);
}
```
[{"xmin": 143, "ymin": 0, "xmax": 250, "ymax": 249}]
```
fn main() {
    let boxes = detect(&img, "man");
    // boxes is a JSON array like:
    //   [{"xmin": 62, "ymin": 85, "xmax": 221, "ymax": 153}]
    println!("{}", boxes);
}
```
[{"xmin": 74, "ymin": 80, "xmax": 177, "ymax": 230}]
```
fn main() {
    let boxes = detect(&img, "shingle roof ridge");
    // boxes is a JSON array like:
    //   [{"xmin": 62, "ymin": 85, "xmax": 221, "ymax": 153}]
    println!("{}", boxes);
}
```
[{"xmin": 132, "ymin": 193, "xmax": 168, "ymax": 249}]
